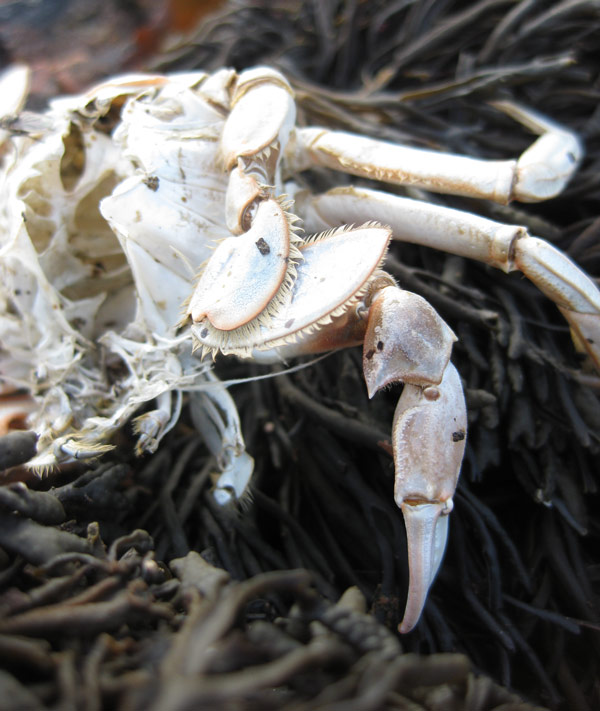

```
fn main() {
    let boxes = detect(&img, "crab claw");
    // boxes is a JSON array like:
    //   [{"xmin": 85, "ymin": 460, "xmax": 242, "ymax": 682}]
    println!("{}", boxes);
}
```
[
  {"xmin": 362, "ymin": 285, "xmax": 466, "ymax": 632},
  {"xmin": 391, "ymin": 363, "xmax": 467, "ymax": 633},
  {"xmin": 399, "ymin": 502, "xmax": 450, "ymax": 633}
]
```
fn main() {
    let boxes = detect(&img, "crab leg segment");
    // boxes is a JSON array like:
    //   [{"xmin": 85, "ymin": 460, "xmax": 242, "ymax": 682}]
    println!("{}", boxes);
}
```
[
  {"xmin": 221, "ymin": 68, "xmax": 296, "ymax": 234},
  {"xmin": 221, "ymin": 68, "xmax": 296, "ymax": 174},
  {"xmin": 288, "ymin": 102, "xmax": 581, "ymax": 204},
  {"xmin": 299, "ymin": 187, "xmax": 600, "ymax": 371},
  {"xmin": 188, "ymin": 198, "xmax": 298, "ymax": 337},
  {"xmin": 188, "ymin": 372, "xmax": 254, "ymax": 506},
  {"xmin": 512, "ymin": 236, "xmax": 600, "ymax": 370},
  {"xmin": 391, "ymin": 364, "xmax": 466, "ymax": 632},
  {"xmin": 363, "ymin": 286, "xmax": 466, "ymax": 632}
]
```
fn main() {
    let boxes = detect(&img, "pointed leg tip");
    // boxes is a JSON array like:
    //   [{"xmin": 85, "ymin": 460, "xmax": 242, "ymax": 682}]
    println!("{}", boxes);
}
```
[
  {"xmin": 397, "ymin": 582, "xmax": 428, "ymax": 635},
  {"xmin": 397, "ymin": 503, "xmax": 451, "ymax": 635},
  {"xmin": 398, "ymin": 617, "xmax": 417, "ymax": 635}
]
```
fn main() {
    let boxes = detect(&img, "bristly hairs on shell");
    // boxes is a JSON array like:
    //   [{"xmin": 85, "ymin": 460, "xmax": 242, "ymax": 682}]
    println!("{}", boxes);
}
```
[
  {"xmin": 193, "ymin": 222, "xmax": 393, "ymax": 357},
  {"xmin": 27, "ymin": 460, "xmax": 58, "ymax": 477},
  {"xmin": 189, "ymin": 199, "xmax": 305, "ymax": 358},
  {"xmin": 26, "ymin": 437, "xmax": 116, "ymax": 474},
  {"xmin": 302, "ymin": 221, "xmax": 383, "ymax": 245},
  {"xmin": 263, "ymin": 221, "xmax": 394, "ymax": 351},
  {"xmin": 236, "ymin": 481, "xmax": 255, "ymax": 512},
  {"xmin": 239, "ymin": 145, "xmax": 280, "ymax": 188}
]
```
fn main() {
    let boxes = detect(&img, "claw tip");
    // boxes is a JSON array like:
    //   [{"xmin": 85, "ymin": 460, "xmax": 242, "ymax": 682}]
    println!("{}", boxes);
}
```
[{"xmin": 398, "ymin": 618, "xmax": 417, "ymax": 635}]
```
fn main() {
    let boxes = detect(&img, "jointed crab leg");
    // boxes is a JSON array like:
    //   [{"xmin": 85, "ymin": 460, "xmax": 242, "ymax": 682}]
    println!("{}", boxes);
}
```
[
  {"xmin": 363, "ymin": 286, "xmax": 466, "ymax": 633},
  {"xmin": 392, "ymin": 362, "xmax": 466, "ymax": 632},
  {"xmin": 288, "ymin": 102, "xmax": 581, "ymax": 204},
  {"xmin": 297, "ymin": 186, "xmax": 600, "ymax": 371},
  {"xmin": 188, "ymin": 372, "xmax": 254, "ymax": 506},
  {"xmin": 297, "ymin": 281, "xmax": 467, "ymax": 633}
]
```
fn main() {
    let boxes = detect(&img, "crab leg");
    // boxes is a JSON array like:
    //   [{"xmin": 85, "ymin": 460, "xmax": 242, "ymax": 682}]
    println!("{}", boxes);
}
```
[
  {"xmin": 362, "ymin": 286, "xmax": 467, "ymax": 632},
  {"xmin": 297, "ymin": 186, "xmax": 600, "ymax": 371},
  {"xmin": 254, "ymin": 281, "xmax": 466, "ymax": 633},
  {"xmin": 220, "ymin": 67, "xmax": 296, "ymax": 228},
  {"xmin": 188, "ymin": 372, "xmax": 254, "ymax": 506},
  {"xmin": 287, "ymin": 102, "xmax": 581, "ymax": 204}
]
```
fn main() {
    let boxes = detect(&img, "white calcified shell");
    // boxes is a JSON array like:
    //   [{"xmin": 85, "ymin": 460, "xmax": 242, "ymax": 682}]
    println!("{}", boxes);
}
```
[{"xmin": 0, "ymin": 69, "xmax": 244, "ymax": 469}]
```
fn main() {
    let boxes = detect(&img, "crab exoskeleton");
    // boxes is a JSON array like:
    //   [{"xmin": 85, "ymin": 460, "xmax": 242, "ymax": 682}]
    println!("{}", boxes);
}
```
[{"xmin": 0, "ymin": 65, "xmax": 598, "ymax": 633}]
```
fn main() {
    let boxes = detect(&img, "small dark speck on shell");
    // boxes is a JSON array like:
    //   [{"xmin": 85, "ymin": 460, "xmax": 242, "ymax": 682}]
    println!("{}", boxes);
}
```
[
  {"xmin": 377, "ymin": 341, "xmax": 384, "ymax": 351},
  {"xmin": 200, "ymin": 328, "xmax": 209, "ymax": 338},
  {"xmin": 256, "ymin": 238, "xmax": 270, "ymax": 255},
  {"xmin": 452, "ymin": 430, "xmax": 466, "ymax": 442},
  {"xmin": 143, "ymin": 176, "xmax": 160, "ymax": 191},
  {"xmin": 365, "ymin": 348, "xmax": 375, "ymax": 360}
]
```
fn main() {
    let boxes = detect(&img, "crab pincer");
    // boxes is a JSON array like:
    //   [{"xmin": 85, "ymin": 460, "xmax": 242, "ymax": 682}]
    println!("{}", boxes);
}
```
[{"xmin": 363, "ymin": 286, "xmax": 466, "ymax": 632}]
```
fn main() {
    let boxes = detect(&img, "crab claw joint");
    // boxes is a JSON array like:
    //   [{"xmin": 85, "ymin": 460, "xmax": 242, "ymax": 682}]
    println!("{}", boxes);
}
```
[{"xmin": 392, "ymin": 362, "xmax": 467, "ymax": 633}]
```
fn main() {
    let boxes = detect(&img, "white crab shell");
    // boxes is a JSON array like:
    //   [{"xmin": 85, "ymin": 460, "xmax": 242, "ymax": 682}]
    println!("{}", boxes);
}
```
[{"xmin": 0, "ymin": 69, "xmax": 249, "ymax": 469}]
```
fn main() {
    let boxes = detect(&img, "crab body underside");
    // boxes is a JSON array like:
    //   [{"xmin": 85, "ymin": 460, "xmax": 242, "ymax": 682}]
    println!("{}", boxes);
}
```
[{"xmin": 0, "ymin": 65, "xmax": 598, "ymax": 633}]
